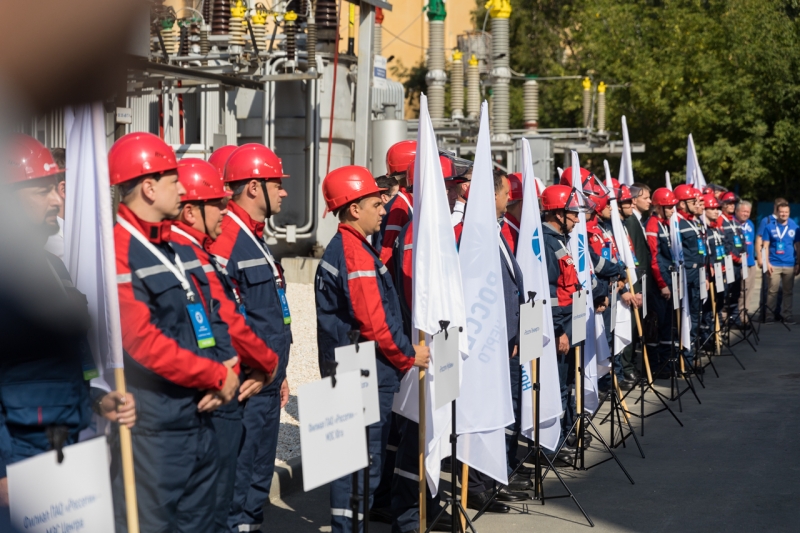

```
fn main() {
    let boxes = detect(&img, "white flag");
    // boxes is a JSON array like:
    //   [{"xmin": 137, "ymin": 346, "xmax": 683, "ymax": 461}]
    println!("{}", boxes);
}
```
[
  {"xmin": 618, "ymin": 116, "xmax": 635, "ymax": 187},
  {"xmin": 566, "ymin": 151, "xmax": 602, "ymax": 410},
  {"xmin": 64, "ymin": 104, "xmax": 124, "ymax": 390},
  {"xmin": 666, "ymin": 171, "xmax": 673, "ymax": 191},
  {"xmin": 516, "ymin": 140, "xmax": 562, "ymax": 452},
  {"xmin": 668, "ymin": 213, "xmax": 692, "ymax": 350},
  {"xmin": 455, "ymin": 101, "xmax": 513, "ymax": 486},
  {"xmin": 393, "ymin": 93, "xmax": 467, "ymax": 496},
  {"xmin": 603, "ymin": 161, "xmax": 634, "ymax": 355},
  {"xmin": 686, "ymin": 134, "xmax": 707, "ymax": 189}
]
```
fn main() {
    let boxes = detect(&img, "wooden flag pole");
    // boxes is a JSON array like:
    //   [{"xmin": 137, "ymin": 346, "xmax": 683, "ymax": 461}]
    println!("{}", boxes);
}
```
[
  {"xmin": 115, "ymin": 368, "xmax": 139, "ymax": 533},
  {"xmin": 574, "ymin": 345, "xmax": 582, "ymax": 446},
  {"xmin": 625, "ymin": 270, "xmax": 653, "ymax": 384},
  {"xmin": 677, "ymin": 307, "xmax": 685, "ymax": 373},
  {"xmin": 418, "ymin": 332, "xmax": 426, "ymax": 531},
  {"xmin": 710, "ymin": 282, "xmax": 721, "ymax": 355},
  {"xmin": 460, "ymin": 463, "xmax": 469, "ymax": 531}
]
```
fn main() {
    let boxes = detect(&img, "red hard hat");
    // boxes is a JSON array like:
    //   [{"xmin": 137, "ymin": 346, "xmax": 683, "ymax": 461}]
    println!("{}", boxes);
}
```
[
  {"xmin": 610, "ymin": 178, "xmax": 621, "ymax": 190},
  {"xmin": 592, "ymin": 193, "xmax": 610, "ymax": 214},
  {"xmin": 703, "ymin": 193, "xmax": 720, "ymax": 209},
  {"xmin": 618, "ymin": 185, "xmax": 632, "ymax": 202},
  {"xmin": 652, "ymin": 187, "xmax": 679, "ymax": 207},
  {"xmin": 208, "ymin": 145, "xmax": 238, "ymax": 177},
  {"xmin": 559, "ymin": 166, "xmax": 592, "ymax": 189},
  {"xmin": 407, "ymin": 154, "xmax": 461, "ymax": 188},
  {"xmin": 108, "ymin": 132, "xmax": 177, "ymax": 186},
  {"xmin": 386, "ymin": 140, "xmax": 417, "ymax": 176},
  {"xmin": 508, "ymin": 173, "xmax": 523, "ymax": 202},
  {"xmin": 177, "ymin": 158, "xmax": 232, "ymax": 202},
  {"xmin": 224, "ymin": 144, "xmax": 288, "ymax": 182},
  {"xmin": 323, "ymin": 165, "xmax": 385, "ymax": 213},
  {"xmin": 541, "ymin": 184, "xmax": 573, "ymax": 211},
  {"xmin": 720, "ymin": 191, "xmax": 737, "ymax": 204},
  {"xmin": 702, "ymin": 186, "xmax": 713, "ymax": 195},
  {"xmin": 674, "ymin": 184, "xmax": 701, "ymax": 201},
  {"xmin": 7, "ymin": 134, "xmax": 62, "ymax": 183}
]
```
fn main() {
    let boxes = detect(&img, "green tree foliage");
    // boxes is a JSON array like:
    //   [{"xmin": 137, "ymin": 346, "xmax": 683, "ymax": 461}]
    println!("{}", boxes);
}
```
[{"xmin": 485, "ymin": 0, "xmax": 800, "ymax": 200}]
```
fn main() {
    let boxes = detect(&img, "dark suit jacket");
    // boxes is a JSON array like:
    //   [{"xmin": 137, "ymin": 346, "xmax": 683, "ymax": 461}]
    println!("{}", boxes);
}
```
[{"xmin": 624, "ymin": 212, "xmax": 650, "ymax": 294}]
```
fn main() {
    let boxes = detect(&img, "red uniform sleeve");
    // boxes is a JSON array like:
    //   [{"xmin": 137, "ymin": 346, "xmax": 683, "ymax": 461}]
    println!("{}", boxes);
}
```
[
  {"xmin": 345, "ymin": 247, "xmax": 414, "ymax": 373},
  {"xmin": 645, "ymin": 218, "xmax": 668, "ymax": 290},
  {"xmin": 380, "ymin": 206, "xmax": 410, "ymax": 264},
  {"xmin": 204, "ymin": 263, "xmax": 279, "ymax": 374},
  {"xmin": 116, "ymin": 230, "xmax": 228, "ymax": 391}
]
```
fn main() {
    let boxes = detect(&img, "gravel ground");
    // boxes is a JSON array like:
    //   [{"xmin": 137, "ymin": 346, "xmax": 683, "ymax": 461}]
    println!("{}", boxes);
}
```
[{"xmin": 276, "ymin": 282, "xmax": 318, "ymax": 462}]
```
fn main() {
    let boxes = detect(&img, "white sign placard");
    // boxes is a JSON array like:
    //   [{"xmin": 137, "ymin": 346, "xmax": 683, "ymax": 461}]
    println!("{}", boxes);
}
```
[
  {"xmin": 115, "ymin": 107, "xmax": 132, "ymax": 124},
  {"xmin": 299, "ymin": 371, "xmax": 368, "ymax": 492},
  {"xmin": 724, "ymin": 255, "xmax": 735, "ymax": 284},
  {"xmin": 761, "ymin": 246, "xmax": 768, "ymax": 274},
  {"xmin": 571, "ymin": 290, "xmax": 587, "ymax": 344},
  {"xmin": 8, "ymin": 437, "xmax": 115, "ymax": 533},
  {"xmin": 373, "ymin": 55, "xmax": 388, "ymax": 89},
  {"xmin": 641, "ymin": 274, "xmax": 647, "ymax": 319},
  {"xmin": 742, "ymin": 253, "xmax": 749, "ymax": 279},
  {"xmin": 519, "ymin": 301, "xmax": 544, "ymax": 365},
  {"xmin": 433, "ymin": 328, "xmax": 461, "ymax": 410},
  {"xmin": 714, "ymin": 263, "xmax": 725, "ymax": 293},
  {"xmin": 335, "ymin": 341, "xmax": 380, "ymax": 426},
  {"xmin": 700, "ymin": 267, "xmax": 708, "ymax": 301},
  {"xmin": 671, "ymin": 272, "xmax": 680, "ymax": 310},
  {"xmin": 611, "ymin": 282, "xmax": 619, "ymax": 332}
]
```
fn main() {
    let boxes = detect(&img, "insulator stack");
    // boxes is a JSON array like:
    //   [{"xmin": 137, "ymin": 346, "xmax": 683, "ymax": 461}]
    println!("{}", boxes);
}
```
[
  {"xmin": 467, "ymin": 54, "xmax": 480, "ymax": 120},
  {"xmin": 307, "ymin": 2, "xmax": 318, "ymax": 72},
  {"xmin": 425, "ymin": 1, "xmax": 447, "ymax": 119},
  {"xmin": 596, "ymin": 81, "xmax": 606, "ymax": 133},
  {"xmin": 373, "ymin": 7, "xmax": 383, "ymax": 56},
  {"xmin": 229, "ymin": 17, "xmax": 246, "ymax": 46},
  {"xmin": 250, "ymin": 21, "xmax": 266, "ymax": 51},
  {"xmin": 284, "ymin": 11, "xmax": 298, "ymax": 69},
  {"xmin": 202, "ymin": 0, "xmax": 213, "ymax": 25},
  {"xmin": 179, "ymin": 24, "xmax": 190, "ymax": 56},
  {"xmin": 188, "ymin": 23, "xmax": 201, "ymax": 54},
  {"xmin": 450, "ymin": 51, "xmax": 464, "ymax": 120},
  {"xmin": 316, "ymin": 0, "xmax": 338, "ymax": 42},
  {"xmin": 488, "ymin": 0, "xmax": 511, "ymax": 140},
  {"xmin": 160, "ymin": 22, "xmax": 180, "ymax": 55},
  {"xmin": 524, "ymin": 78, "xmax": 539, "ymax": 131},
  {"xmin": 199, "ymin": 23, "xmax": 210, "ymax": 64},
  {"xmin": 582, "ymin": 77, "xmax": 592, "ymax": 128},
  {"xmin": 212, "ymin": 0, "xmax": 230, "ymax": 35}
]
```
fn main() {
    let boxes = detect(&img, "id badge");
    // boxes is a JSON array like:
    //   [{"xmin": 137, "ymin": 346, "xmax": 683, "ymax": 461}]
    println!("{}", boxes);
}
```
[
  {"xmin": 277, "ymin": 287, "xmax": 292, "ymax": 325},
  {"xmin": 187, "ymin": 303, "xmax": 216, "ymax": 348},
  {"xmin": 239, "ymin": 303, "xmax": 248, "ymax": 321},
  {"xmin": 698, "ymin": 239, "xmax": 706, "ymax": 256},
  {"xmin": 734, "ymin": 234, "xmax": 743, "ymax": 248},
  {"xmin": 716, "ymin": 245, "xmax": 725, "ymax": 261},
  {"xmin": 777, "ymin": 241, "xmax": 786, "ymax": 255},
  {"xmin": 631, "ymin": 249, "xmax": 640, "ymax": 267},
  {"xmin": 601, "ymin": 244, "xmax": 611, "ymax": 261}
]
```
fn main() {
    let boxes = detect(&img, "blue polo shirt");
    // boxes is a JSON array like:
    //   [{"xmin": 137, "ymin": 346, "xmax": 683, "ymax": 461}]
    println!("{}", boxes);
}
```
[
  {"xmin": 739, "ymin": 219, "xmax": 755, "ymax": 267},
  {"xmin": 761, "ymin": 217, "xmax": 799, "ymax": 267}
]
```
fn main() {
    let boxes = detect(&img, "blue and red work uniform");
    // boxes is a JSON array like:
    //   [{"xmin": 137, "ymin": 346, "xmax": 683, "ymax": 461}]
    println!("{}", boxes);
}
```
[
  {"xmin": 502, "ymin": 212, "xmax": 520, "ymax": 255},
  {"xmin": 315, "ymin": 223, "xmax": 415, "ymax": 533},
  {"xmin": 112, "ymin": 204, "xmax": 237, "ymax": 533},
  {"xmin": 677, "ymin": 210, "xmax": 705, "ymax": 365},
  {"xmin": 379, "ymin": 188, "xmax": 413, "ymax": 264},
  {"xmin": 170, "ymin": 220, "xmax": 279, "ymax": 532},
  {"xmin": 0, "ymin": 252, "xmax": 97, "ymax": 477},
  {"xmin": 209, "ymin": 200, "xmax": 292, "ymax": 533},
  {"xmin": 702, "ymin": 218, "xmax": 728, "ymax": 337},
  {"xmin": 645, "ymin": 214, "xmax": 675, "ymax": 367},
  {"xmin": 719, "ymin": 212, "xmax": 745, "ymax": 314}
]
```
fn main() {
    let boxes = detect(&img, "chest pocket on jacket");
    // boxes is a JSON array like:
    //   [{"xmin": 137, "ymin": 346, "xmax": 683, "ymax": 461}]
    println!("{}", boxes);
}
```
[
  {"xmin": 138, "ymin": 268, "xmax": 184, "ymax": 296},
  {"xmin": 240, "ymin": 260, "xmax": 274, "ymax": 288},
  {"xmin": 0, "ymin": 381, "xmax": 86, "ymax": 428}
]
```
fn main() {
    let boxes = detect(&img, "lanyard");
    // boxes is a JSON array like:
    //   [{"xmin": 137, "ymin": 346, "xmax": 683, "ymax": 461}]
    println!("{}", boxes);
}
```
[
  {"xmin": 397, "ymin": 191, "xmax": 413, "ymax": 215},
  {"xmin": 117, "ymin": 216, "xmax": 196, "ymax": 301},
  {"xmin": 498, "ymin": 225, "xmax": 515, "ymax": 280},
  {"xmin": 170, "ymin": 225, "xmax": 202, "ymax": 248},
  {"xmin": 226, "ymin": 212, "xmax": 282, "ymax": 284},
  {"xmin": 775, "ymin": 223, "xmax": 789, "ymax": 241},
  {"xmin": 504, "ymin": 216, "xmax": 520, "ymax": 234},
  {"xmin": 680, "ymin": 213, "xmax": 702, "ymax": 238}
]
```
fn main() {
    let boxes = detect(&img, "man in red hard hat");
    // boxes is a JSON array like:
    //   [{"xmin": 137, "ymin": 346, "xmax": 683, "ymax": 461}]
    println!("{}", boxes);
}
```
[
  {"xmin": 315, "ymin": 165, "xmax": 430, "ymax": 533},
  {"xmin": 673, "ymin": 184, "xmax": 706, "ymax": 370},
  {"xmin": 701, "ymin": 194, "xmax": 728, "ymax": 335},
  {"xmin": 646, "ymin": 188, "xmax": 679, "ymax": 373},
  {"xmin": 378, "ymin": 140, "xmax": 417, "ymax": 263},
  {"xmin": 109, "ymin": 132, "xmax": 240, "ymax": 533},
  {"xmin": 208, "ymin": 144, "xmax": 238, "ymax": 177},
  {"xmin": 502, "ymin": 172, "xmax": 523, "ymax": 253},
  {"xmin": 0, "ymin": 134, "xmax": 136, "ymax": 514},
  {"xmin": 208, "ymin": 143, "xmax": 292, "ymax": 533},
  {"xmin": 171, "ymin": 158, "xmax": 279, "ymax": 532},
  {"xmin": 718, "ymin": 191, "xmax": 745, "ymax": 324}
]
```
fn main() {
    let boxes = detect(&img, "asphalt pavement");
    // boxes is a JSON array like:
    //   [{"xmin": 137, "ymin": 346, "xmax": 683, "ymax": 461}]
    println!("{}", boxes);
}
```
[{"xmin": 264, "ymin": 315, "xmax": 800, "ymax": 533}]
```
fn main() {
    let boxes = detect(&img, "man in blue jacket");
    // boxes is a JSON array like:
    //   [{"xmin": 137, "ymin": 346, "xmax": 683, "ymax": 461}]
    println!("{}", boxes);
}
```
[
  {"xmin": 315, "ymin": 165, "xmax": 429, "ymax": 533},
  {"xmin": 760, "ymin": 200, "xmax": 800, "ymax": 324}
]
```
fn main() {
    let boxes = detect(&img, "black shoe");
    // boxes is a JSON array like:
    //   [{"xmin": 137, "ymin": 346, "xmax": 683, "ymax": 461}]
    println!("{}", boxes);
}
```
[
  {"xmin": 427, "ymin": 509, "xmax": 454, "ymax": 532},
  {"xmin": 619, "ymin": 378, "xmax": 635, "ymax": 391},
  {"xmin": 497, "ymin": 486, "xmax": 529, "ymax": 502},
  {"xmin": 624, "ymin": 371, "xmax": 640, "ymax": 382},
  {"xmin": 369, "ymin": 507, "xmax": 392, "ymax": 524},
  {"xmin": 785, "ymin": 318, "xmax": 797, "ymax": 325},
  {"xmin": 566, "ymin": 432, "xmax": 592, "ymax": 450},
  {"xmin": 513, "ymin": 464, "xmax": 534, "ymax": 477},
  {"xmin": 440, "ymin": 457, "xmax": 452, "ymax": 473},
  {"xmin": 467, "ymin": 491, "xmax": 509, "ymax": 513},
  {"xmin": 507, "ymin": 472, "xmax": 532, "ymax": 491}
]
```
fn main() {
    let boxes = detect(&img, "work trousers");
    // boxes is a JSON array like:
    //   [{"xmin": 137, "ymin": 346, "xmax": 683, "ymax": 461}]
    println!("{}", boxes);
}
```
[
  {"xmin": 766, "ymin": 266, "xmax": 795, "ymax": 320},
  {"xmin": 372, "ymin": 412, "xmax": 400, "ymax": 511},
  {"xmin": 212, "ymin": 408, "xmax": 243, "ymax": 533},
  {"xmin": 112, "ymin": 422, "xmax": 218, "ymax": 533},
  {"xmin": 683, "ymin": 268, "xmax": 702, "ymax": 366},
  {"xmin": 650, "ymin": 291, "xmax": 674, "ymax": 369},
  {"xmin": 227, "ymin": 386, "xmax": 282, "ymax": 532},
  {"xmin": 331, "ymin": 384, "xmax": 394, "ymax": 533},
  {"xmin": 739, "ymin": 265, "xmax": 758, "ymax": 320},
  {"xmin": 391, "ymin": 415, "xmax": 441, "ymax": 532},
  {"xmin": 506, "ymin": 353, "xmax": 522, "ymax": 471}
]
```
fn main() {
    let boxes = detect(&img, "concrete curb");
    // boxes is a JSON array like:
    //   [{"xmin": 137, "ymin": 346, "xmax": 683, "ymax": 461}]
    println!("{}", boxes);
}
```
[{"xmin": 269, "ymin": 456, "xmax": 303, "ymax": 502}]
